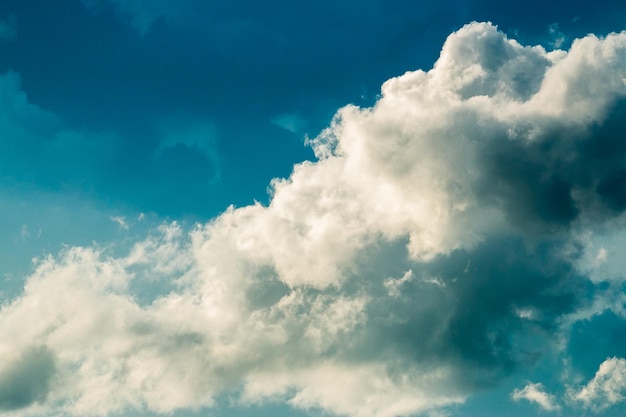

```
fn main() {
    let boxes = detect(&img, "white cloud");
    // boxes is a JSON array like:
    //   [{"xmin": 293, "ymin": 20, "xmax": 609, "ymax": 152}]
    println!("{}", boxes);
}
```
[
  {"xmin": 563, "ymin": 214, "xmax": 626, "ymax": 323},
  {"xmin": 0, "ymin": 230, "xmax": 465, "ymax": 416},
  {"xmin": 384, "ymin": 270, "xmax": 414, "ymax": 297},
  {"xmin": 570, "ymin": 357, "xmax": 626, "ymax": 411},
  {"xmin": 549, "ymin": 23, "xmax": 566, "ymax": 49},
  {"xmin": 110, "ymin": 216, "xmax": 129, "ymax": 230},
  {"xmin": 1, "ymin": 21, "xmax": 626, "ymax": 417},
  {"xmin": 573, "ymin": 213, "xmax": 626, "ymax": 285},
  {"xmin": 512, "ymin": 382, "xmax": 560, "ymax": 411}
]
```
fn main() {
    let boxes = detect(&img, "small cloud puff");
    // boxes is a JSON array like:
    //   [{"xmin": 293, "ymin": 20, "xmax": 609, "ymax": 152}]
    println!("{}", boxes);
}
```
[
  {"xmin": 512, "ymin": 382, "xmax": 561, "ymax": 411},
  {"xmin": 110, "ymin": 216, "xmax": 129, "ymax": 230}
]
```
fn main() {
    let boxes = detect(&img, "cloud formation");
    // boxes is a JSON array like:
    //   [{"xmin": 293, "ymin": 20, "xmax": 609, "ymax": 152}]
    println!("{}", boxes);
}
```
[
  {"xmin": 512, "ymin": 382, "xmax": 560, "ymax": 411},
  {"xmin": 1, "ymin": 22, "xmax": 626, "ymax": 417},
  {"xmin": 570, "ymin": 357, "xmax": 626, "ymax": 411}
]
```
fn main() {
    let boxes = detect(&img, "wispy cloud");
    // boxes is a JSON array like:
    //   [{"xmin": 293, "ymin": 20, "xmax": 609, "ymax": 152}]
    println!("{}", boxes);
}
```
[
  {"xmin": 548, "ymin": 23, "xmax": 566, "ymax": 48},
  {"xmin": 271, "ymin": 113, "xmax": 308, "ymax": 133},
  {"xmin": 512, "ymin": 383, "xmax": 560, "ymax": 411},
  {"xmin": 110, "ymin": 216, "xmax": 129, "ymax": 230},
  {"xmin": 569, "ymin": 357, "xmax": 626, "ymax": 411}
]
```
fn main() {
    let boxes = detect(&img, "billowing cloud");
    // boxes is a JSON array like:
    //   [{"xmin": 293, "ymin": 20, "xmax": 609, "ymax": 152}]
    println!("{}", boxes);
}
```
[
  {"xmin": 1, "ymin": 21, "xmax": 626, "ymax": 417},
  {"xmin": 511, "ymin": 382, "xmax": 560, "ymax": 411},
  {"xmin": 570, "ymin": 357, "xmax": 626, "ymax": 411}
]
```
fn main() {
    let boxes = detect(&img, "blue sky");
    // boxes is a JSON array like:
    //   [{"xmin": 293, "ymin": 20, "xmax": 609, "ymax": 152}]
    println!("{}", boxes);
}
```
[{"xmin": 1, "ymin": 1, "xmax": 626, "ymax": 417}]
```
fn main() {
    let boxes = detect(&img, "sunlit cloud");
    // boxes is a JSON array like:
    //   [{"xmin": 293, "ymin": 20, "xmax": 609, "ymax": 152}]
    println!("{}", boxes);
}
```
[{"xmin": 1, "ymin": 21, "xmax": 626, "ymax": 417}]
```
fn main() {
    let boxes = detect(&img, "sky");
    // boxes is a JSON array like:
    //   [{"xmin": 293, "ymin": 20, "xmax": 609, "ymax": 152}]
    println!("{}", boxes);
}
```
[{"xmin": 1, "ymin": 1, "xmax": 626, "ymax": 417}]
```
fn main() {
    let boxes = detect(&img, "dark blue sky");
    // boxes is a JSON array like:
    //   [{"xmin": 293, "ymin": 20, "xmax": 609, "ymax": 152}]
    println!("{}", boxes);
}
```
[{"xmin": 1, "ymin": 0, "xmax": 624, "ymax": 221}]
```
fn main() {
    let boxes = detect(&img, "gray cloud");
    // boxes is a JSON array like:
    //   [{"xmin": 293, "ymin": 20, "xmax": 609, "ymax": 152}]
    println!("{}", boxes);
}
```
[
  {"xmin": 350, "ymin": 237, "xmax": 585, "ymax": 392},
  {"xmin": 0, "ymin": 346, "xmax": 56, "ymax": 411},
  {"xmin": 476, "ymin": 97, "xmax": 626, "ymax": 232}
]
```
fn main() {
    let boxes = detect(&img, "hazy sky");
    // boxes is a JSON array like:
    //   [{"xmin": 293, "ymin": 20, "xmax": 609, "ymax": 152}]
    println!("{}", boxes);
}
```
[{"xmin": 1, "ymin": 1, "xmax": 626, "ymax": 417}]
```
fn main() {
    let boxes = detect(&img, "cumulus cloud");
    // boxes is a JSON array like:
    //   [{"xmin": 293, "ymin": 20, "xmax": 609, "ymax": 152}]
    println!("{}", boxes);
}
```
[
  {"xmin": 512, "ymin": 382, "xmax": 560, "ymax": 411},
  {"xmin": 1, "ymin": 21, "xmax": 626, "ymax": 417},
  {"xmin": 570, "ymin": 357, "xmax": 626, "ymax": 411}
]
